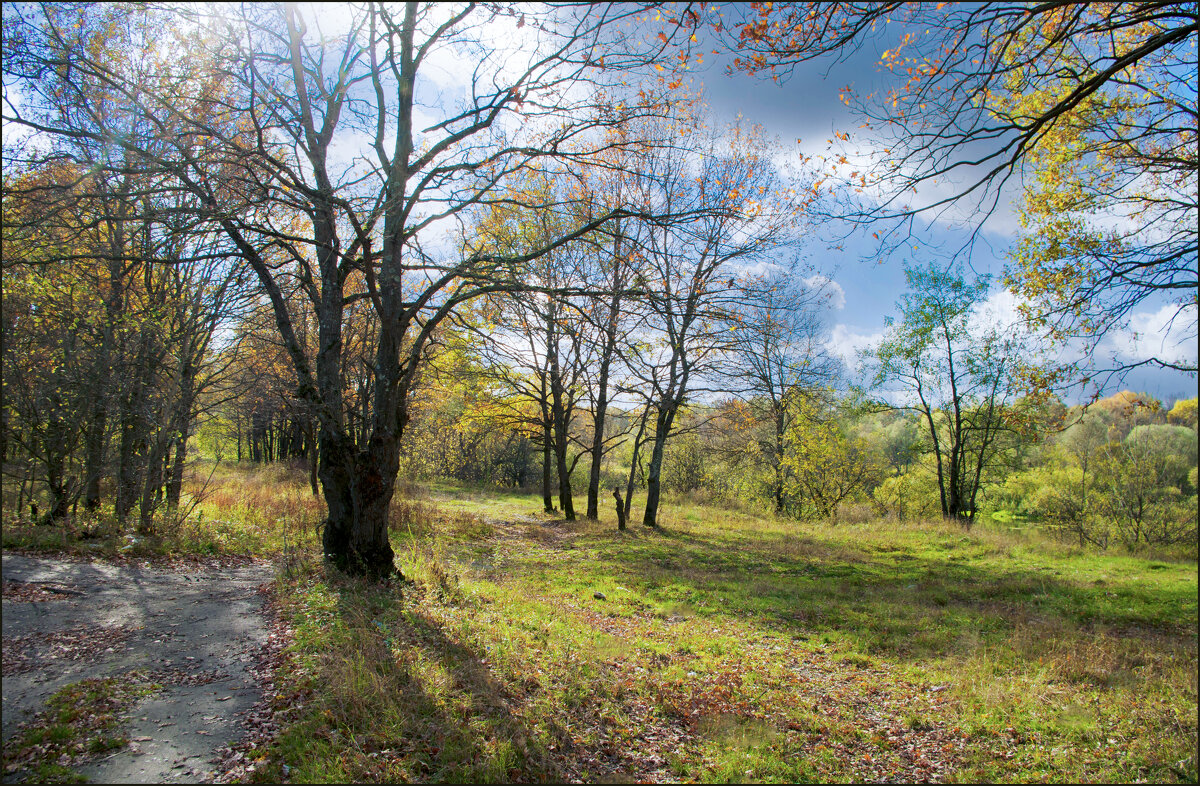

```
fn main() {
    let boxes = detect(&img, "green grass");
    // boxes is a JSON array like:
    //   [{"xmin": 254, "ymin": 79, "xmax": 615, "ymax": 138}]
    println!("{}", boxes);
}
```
[
  {"xmin": 5, "ymin": 465, "xmax": 1195, "ymax": 782},
  {"xmin": 247, "ymin": 472, "xmax": 1197, "ymax": 784}
]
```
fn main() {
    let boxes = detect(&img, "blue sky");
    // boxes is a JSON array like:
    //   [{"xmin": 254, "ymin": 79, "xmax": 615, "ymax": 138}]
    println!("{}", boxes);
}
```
[{"xmin": 677, "ymin": 26, "xmax": 1197, "ymax": 406}]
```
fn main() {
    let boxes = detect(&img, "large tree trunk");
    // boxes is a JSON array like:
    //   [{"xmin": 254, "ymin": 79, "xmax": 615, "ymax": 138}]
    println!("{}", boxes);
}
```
[
  {"xmin": 318, "ymin": 432, "xmax": 397, "ymax": 578},
  {"xmin": 85, "ymin": 186, "xmax": 130, "ymax": 511},
  {"xmin": 641, "ymin": 405, "xmax": 677, "ymax": 528},
  {"xmin": 585, "ymin": 376, "xmax": 609, "ymax": 520}
]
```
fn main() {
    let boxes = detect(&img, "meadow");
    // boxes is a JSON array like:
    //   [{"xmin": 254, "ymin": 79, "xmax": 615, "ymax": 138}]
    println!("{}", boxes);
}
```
[{"xmin": 4, "ymin": 461, "xmax": 1197, "ymax": 783}]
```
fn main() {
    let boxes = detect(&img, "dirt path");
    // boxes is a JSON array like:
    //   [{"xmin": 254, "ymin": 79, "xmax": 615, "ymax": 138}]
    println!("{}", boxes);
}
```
[{"xmin": 1, "ymin": 552, "xmax": 274, "ymax": 783}]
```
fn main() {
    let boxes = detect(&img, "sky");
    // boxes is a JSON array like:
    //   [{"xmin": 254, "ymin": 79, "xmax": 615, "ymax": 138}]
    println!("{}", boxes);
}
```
[{"xmin": 670, "ymin": 16, "xmax": 1197, "ymax": 406}]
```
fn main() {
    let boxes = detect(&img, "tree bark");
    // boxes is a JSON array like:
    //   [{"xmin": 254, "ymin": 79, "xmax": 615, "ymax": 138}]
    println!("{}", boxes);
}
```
[
  {"xmin": 541, "ymin": 424, "xmax": 555, "ymax": 513},
  {"xmin": 115, "ymin": 327, "xmax": 154, "ymax": 522},
  {"xmin": 547, "ymin": 319, "xmax": 575, "ymax": 520},
  {"xmin": 642, "ymin": 404, "xmax": 678, "ymax": 528}
]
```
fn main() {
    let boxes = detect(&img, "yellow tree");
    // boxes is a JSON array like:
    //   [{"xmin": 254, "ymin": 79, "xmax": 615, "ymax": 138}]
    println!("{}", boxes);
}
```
[{"xmin": 781, "ymin": 391, "xmax": 880, "ymax": 520}]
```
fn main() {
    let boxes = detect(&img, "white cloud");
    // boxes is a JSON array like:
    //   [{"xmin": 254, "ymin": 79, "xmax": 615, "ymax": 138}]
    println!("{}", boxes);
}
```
[
  {"xmin": 1105, "ymin": 302, "xmax": 1199, "ymax": 368},
  {"xmin": 771, "ymin": 133, "xmax": 1024, "ymax": 240},
  {"xmin": 969, "ymin": 287, "xmax": 1025, "ymax": 334},
  {"xmin": 826, "ymin": 323, "xmax": 883, "ymax": 370},
  {"xmin": 802, "ymin": 274, "xmax": 845, "ymax": 310}
]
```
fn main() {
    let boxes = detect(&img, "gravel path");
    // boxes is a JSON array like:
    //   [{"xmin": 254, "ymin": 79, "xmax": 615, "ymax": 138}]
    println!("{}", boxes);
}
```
[{"xmin": 1, "ymin": 552, "xmax": 274, "ymax": 783}]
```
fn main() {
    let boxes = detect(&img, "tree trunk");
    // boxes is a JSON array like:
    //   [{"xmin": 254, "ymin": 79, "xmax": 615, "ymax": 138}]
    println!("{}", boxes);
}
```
[
  {"xmin": 613, "ymin": 487, "xmax": 626, "ymax": 530},
  {"xmin": 773, "ymin": 403, "xmax": 787, "ymax": 513},
  {"xmin": 82, "ymin": 405, "xmax": 108, "ymax": 511},
  {"xmin": 623, "ymin": 409, "xmax": 650, "ymax": 523},
  {"xmin": 586, "ymin": 278, "xmax": 622, "ymax": 519},
  {"xmin": 541, "ymin": 420, "xmax": 555, "ymax": 513},
  {"xmin": 554, "ymin": 432, "xmax": 575, "ymax": 520},
  {"xmin": 318, "ymin": 433, "xmax": 397, "ymax": 578},
  {"xmin": 138, "ymin": 434, "xmax": 168, "ymax": 534},
  {"xmin": 307, "ymin": 418, "xmax": 319, "ymax": 496},
  {"xmin": 165, "ymin": 420, "xmax": 189, "ymax": 512},
  {"xmin": 43, "ymin": 444, "xmax": 72, "ymax": 525},
  {"xmin": 585, "ymin": 383, "xmax": 609, "ymax": 520},
  {"xmin": 550, "ymin": 392, "xmax": 575, "ymax": 520},
  {"xmin": 165, "ymin": 370, "xmax": 196, "ymax": 512},
  {"xmin": 642, "ymin": 405, "xmax": 676, "ymax": 528},
  {"xmin": 115, "ymin": 331, "xmax": 152, "ymax": 522}
]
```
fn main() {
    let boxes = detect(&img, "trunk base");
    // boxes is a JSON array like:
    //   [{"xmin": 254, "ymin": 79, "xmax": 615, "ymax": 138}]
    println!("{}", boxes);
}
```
[{"xmin": 322, "ymin": 518, "xmax": 398, "ymax": 580}]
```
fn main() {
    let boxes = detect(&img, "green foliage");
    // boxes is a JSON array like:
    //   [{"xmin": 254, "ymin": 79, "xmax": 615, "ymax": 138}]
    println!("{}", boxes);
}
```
[
  {"xmin": 780, "ymin": 394, "xmax": 881, "ymax": 520},
  {"xmin": 996, "ymin": 404, "xmax": 1197, "ymax": 552},
  {"xmin": 871, "ymin": 263, "xmax": 1035, "ymax": 522},
  {"xmin": 872, "ymin": 466, "xmax": 943, "ymax": 521}
]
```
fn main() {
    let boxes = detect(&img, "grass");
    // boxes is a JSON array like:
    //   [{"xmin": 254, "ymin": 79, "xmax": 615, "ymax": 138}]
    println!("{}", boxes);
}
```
[
  {"xmin": 248, "ymin": 472, "xmax": 1197, "ymax": 783},
  {"xmin": 1, "ymin": 461, "xmax": 324, "ymax": 560},
  {"xmin": 1, "ymin": 672, "xmax": 161, "ymax": 782},
  {"xmin": 4, "ymin": 465, "xmax": 1196, "ymax": 782}
]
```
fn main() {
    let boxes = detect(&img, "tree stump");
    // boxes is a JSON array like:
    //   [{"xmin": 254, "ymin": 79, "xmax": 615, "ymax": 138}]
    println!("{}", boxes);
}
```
[{"xmin": 612, "ymin": 488, "xmax": 626, "ymax": 531}]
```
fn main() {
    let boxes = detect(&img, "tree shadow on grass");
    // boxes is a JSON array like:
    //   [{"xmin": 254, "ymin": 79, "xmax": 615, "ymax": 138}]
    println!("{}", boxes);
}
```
[
  {"xmin": 320, "ymin": 578, "xmax": 655, "ymax": 783},
  {"xmin": 507, "ymin": 522, "xmax": 1196, "ymax": 666}
]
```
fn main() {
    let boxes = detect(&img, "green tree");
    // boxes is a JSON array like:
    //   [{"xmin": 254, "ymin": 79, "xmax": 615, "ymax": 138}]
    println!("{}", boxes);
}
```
[
  {"xmin": 780, "ymin": 393, "xmax": 879, "ymax": 520},
  {"xmin": 871, "ymin": 264, "xmax": 1029, "ymax": 524}
]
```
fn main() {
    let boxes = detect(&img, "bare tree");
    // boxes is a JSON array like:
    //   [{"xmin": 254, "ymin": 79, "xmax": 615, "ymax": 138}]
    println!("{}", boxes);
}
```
[
  {"xmin": 4, "ymin": 2, "xmax": 688, "ymax": 574},
  {"xmin": 726, "ymin": 274, "xmax": 841, "ymax": 513},
  {"xmin": 619, "ymin": 118, "xmax": 800, "ymax": 527}
]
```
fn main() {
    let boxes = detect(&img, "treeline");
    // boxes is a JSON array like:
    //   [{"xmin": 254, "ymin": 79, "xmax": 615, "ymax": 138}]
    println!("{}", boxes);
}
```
[
  {"xmin": 2, "ymin": 165, "xmax": 250, "ymax": 531},
  {"xmin": 3, "ymin": 3, "xmax": 1194, "ymax": 574},
  {"xmin": 270, "ymin": 267, "xmax": 1192, "ymax": 553}
]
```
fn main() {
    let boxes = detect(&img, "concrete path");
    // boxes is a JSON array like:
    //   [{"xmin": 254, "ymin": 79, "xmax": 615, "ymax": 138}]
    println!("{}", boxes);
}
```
[{"xmin": 2, "ymin": 553, "xmax": 273, "ymax": 783}]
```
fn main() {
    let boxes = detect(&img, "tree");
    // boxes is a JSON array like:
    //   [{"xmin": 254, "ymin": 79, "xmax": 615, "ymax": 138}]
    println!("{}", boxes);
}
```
[
  {"xmin": 618, "ymin": 118, "xmax": 800, "ymax": 527},
  {"xmin": 3, "ymin": 5, "xmax": 254, "ymax": 532},
  {"xmin": 704, "ymin": 2, "xmax": 1197, "ymax": 379},
  {"xmin": 5, "ymin": 3, "xmax": 681, "ymax": 575},
  {"xmin": 568, "ymin": 126, "xmax": 649, "ymax": 521},
  {"xmin": 870, "ymin": 264, "xmax": 1029, "ymax": 524},
  {"xmin": 781, "ymin": 392, "xmax": 880, "ymax": 520},
  {"xmin": 1167, "ymin": 397, "xmax": 1198, "ymax": 429},
  {"xmin": 726, "ymin": 274, "xmax": 840, "ymax": 513},
  {"xmin": 471, "ymin": 178, "xmax": 594, "ymax": 518}
]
